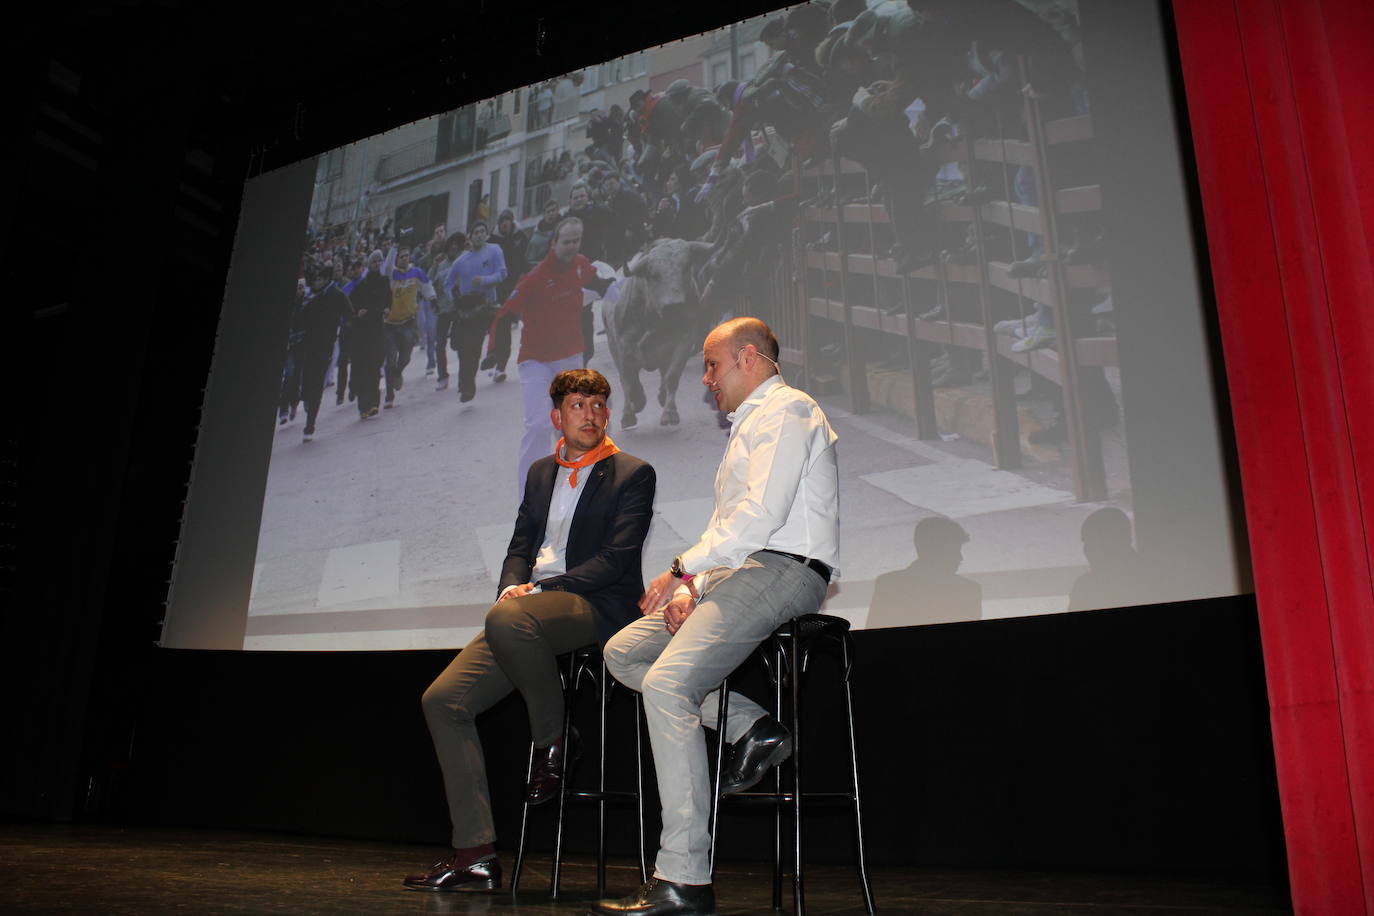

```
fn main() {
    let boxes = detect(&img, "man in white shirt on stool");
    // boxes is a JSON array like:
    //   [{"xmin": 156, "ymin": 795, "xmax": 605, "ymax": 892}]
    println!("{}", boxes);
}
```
[{"xmin": 594, "ymin": 317, "xmax": 840, "ymax": 916}]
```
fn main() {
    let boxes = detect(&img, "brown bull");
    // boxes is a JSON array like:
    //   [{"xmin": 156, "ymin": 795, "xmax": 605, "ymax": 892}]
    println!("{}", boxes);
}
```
[{"xmin": 603, "ymin": 238, "xmax": 715, "ymax": 429}]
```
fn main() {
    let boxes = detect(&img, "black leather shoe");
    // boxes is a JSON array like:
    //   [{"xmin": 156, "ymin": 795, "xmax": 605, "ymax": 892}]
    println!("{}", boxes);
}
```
[
  {"xmin": 526, "ymin": 727, "xmax": 580, "ymax": 805},
  {"xmin": 402, "ymin": 853, "xmax": 501, "ymax": 891},
  {"xmin": 720, "ymin": 716, "xmax": 791, "ymax": 796},
  {"xmin": 587, "ymin": 878, "xmax": 715, "ymax": 915}
]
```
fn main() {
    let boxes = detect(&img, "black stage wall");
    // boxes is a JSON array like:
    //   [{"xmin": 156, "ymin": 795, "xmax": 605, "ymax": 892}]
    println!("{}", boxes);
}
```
[
  {"xmin": 110, "ymin": 595, "xmax": 1281, "ymax": 876},
  {"xmin": 9, "ymin": 0, "xmax": 1284, "ymax": 887}
]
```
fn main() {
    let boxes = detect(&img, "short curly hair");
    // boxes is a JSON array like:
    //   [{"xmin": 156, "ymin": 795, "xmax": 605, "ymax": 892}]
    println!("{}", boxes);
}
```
[{"xmin": 549, "ymin": 368, "xmax": 612, "ymax": 407}]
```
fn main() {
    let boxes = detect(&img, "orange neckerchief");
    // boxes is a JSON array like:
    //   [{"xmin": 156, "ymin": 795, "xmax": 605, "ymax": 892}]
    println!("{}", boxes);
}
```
[{"xmin": 553, "ymin": 435, "xmax": 620, "ymax": 487}]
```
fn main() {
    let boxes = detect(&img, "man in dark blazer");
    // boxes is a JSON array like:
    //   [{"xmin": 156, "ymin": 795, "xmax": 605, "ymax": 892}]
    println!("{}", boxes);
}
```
[{"xmin": 404, "ymin": 368, "xmax": 656, "ymax": 893}]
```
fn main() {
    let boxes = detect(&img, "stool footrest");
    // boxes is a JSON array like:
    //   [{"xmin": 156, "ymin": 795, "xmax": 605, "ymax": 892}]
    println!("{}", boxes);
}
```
[
  {"xmin": 567, "ymin": 790, "xmax": 641, "ymax": 801},
  {"xmin": 725, "ymin": 791, "xmax": 857, "ymax": 804}
]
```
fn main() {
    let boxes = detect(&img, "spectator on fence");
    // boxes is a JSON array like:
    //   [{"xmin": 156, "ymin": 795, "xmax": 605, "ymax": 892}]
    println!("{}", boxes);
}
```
[
  {"xmin": 665, "ymin": 168, "xmax": 708, "ymax": 240},
  {"xmin": 586, "ymin": 108, "xmax": 621, "ymax": 164},
  {"xmin": 673, "ymin": 80, "xmax": 732, "ymax": 160},
  {"xmin": 626, "ymin": 88, "xmax": 674, "ymax": 182},
  {"xmin": 699, "ymin": 167, "xmax": 788, "ymax": 323},
  {"xmin": 700, "ymin": 54, "xmax": 831, "ymax": 189}
]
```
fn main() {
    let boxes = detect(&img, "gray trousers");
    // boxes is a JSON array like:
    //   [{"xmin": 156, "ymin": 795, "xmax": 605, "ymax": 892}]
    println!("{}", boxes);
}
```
[
  {"xmin": 604, "ymin": 551, "xmax": 827, "ymax": 885},
  {"xmin": 421, "ymin": 590, "xmax": 597, "ymax": 847}
]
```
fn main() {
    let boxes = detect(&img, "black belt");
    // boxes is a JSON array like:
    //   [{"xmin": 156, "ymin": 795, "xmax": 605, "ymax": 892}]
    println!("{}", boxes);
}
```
[{"xmin": 760, "ymin": 549, "xmax": 832, "ymax": 583}]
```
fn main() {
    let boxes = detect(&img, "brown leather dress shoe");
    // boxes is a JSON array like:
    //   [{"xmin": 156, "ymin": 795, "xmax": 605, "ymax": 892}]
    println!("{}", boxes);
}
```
[
  {"xmin": 587, "ymin": 878, "xmax": 715, "ymax": 915},
  {"xmin": 526, "ymin": 727, "xmax": 580, "ymax": 805},
  {"xmin": 402, "ymin": 853, "xmax": 501, "ymax": 891}
]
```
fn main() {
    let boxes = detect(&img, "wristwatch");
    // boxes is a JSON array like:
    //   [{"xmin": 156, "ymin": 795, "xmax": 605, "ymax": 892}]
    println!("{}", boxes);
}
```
[{"xmin": 670, "ymin": 556, "xmax": 693, "ymax": 581}]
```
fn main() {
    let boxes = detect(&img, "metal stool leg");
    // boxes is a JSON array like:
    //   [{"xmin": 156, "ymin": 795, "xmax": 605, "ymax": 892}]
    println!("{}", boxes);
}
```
[
  {"xmin": 708, "ymin": 679, "xmax": 730, "ymax": 876},
  {"xmin": 550, "ymin": 650, "xmax": 579, "ymax": 898},
  {"xmin": 843, "ymin": 633, "xmax": 876, "ymax": 914},
  {"xmin": 788, "ymin": 625, "xmax": 805, "ymax": 916},
  {"xmin": 597, "ymin": 657, "xmax": 610, "ymax": 895},
  {"xmin": 512, "ymin": 741, "xmax": 538, "ymax": 894},
  {"xmin": 633, "ymin": 689, "xmax": 648, "ymax": 882},
  {"xmin": 772, "ymin": 639, "xmax": 785, "ymax": 912}
]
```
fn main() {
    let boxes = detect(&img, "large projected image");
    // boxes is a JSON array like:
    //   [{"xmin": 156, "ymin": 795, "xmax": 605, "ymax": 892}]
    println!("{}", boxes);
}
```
[{"xmin": 222, "ymin": 0, "xmax": 1245, "ymax": 651}]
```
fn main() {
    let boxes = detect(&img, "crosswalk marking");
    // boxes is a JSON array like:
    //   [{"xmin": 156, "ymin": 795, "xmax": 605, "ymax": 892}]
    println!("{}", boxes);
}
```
[
  {"xmin": 315, "ymin": 539, "xmax": 401, "ymax": 608},
  {"xmin": 862, "ymin": 458, "xmax": 1074, "ymax": 519}
]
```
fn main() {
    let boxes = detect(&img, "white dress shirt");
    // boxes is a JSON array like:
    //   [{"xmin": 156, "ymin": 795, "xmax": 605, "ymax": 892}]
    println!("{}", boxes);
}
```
[
  {"xmin": 499, "ymin": 459, "xmax": 590, "ymax": 600},
  {"xmin": 532, "ymin": 462, "xmax": 590, "ymax": 580},
  {"xmin": 677, "ymin": 375, "xmax": 840, "ymax": 589}
]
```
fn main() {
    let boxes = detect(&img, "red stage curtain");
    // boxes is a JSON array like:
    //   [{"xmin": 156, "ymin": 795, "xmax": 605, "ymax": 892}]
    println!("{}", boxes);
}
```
[{"xmin": 1172, "ymin": 0, "xmax": 1374, "ymax": 911}]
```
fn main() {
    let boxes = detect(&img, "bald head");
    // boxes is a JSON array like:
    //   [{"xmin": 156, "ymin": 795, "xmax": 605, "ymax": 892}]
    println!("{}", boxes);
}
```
[
  {"xmin": 710, "ymin": 317, "xmax": 780, "ymax": 366},
  {"xmin": 702, "ymin": 317, "xmax": 781, "ymax": 413}
]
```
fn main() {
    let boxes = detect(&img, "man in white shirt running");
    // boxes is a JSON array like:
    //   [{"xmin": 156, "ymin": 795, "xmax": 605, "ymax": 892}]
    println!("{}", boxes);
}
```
[{"xmin": 594, "ymin": 317, "xmax": 839, "ymax": 916}]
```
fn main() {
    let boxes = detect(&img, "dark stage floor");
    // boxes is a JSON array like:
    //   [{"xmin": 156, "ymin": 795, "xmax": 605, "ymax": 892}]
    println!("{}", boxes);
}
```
[{"xmin": 0, "ymin": 825, "xmax": 1290, "ymax": 915}]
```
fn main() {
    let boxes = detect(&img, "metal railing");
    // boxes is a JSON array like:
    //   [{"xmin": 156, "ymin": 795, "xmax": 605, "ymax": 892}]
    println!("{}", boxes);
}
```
[{"xmin": 790, "ymin": 63, "xmax": 1111, "ymax": 501}]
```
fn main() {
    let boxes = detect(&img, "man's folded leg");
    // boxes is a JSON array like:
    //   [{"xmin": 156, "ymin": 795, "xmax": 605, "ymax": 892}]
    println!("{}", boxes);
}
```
[{"xmin": 485, "ymin": 590, "xmax": 598, "ymax": 804}]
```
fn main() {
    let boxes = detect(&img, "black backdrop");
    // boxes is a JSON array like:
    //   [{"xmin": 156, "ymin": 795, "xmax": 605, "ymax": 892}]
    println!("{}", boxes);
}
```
[
  {"xmin": 114, "ymin": 596, "xmax": 1280, "ymax": 875},
  {"xmin": 8, "ymin": 0, "xmax": 1284, "ymax": 885}
]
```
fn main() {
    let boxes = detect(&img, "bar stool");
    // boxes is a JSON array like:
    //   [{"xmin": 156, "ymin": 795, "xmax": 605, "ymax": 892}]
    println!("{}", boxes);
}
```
[
  {"xmin": 708, "ymin": 613, "xmax": 876, "ymax": 915},
  {"xmin": 512, "ymin": 643, "xmax": 648, "ymax": 898}
]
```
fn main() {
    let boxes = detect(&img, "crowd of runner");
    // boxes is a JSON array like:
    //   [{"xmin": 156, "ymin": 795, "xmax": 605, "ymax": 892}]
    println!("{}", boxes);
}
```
[{"xmin": 279, "ymin": 0, "xmax": 1089, "ymax": 442}]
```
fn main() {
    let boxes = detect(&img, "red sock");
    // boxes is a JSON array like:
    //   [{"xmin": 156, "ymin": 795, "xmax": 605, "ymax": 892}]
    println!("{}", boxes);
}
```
[{"xmin": 452, "ymin": 843, "xmax": 496, "ymax": 868}]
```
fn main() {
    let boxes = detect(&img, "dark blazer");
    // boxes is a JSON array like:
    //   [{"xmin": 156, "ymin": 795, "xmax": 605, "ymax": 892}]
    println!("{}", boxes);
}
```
[{"xmin": 499, "ymin": 451, "xmax": 656, "ymax": 644}]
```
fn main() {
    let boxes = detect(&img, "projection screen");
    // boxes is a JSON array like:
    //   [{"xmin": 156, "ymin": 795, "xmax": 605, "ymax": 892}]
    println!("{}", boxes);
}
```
[{"xmin": 162, "ymin": 0, "xmax": 1250, "ymax": 651}]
